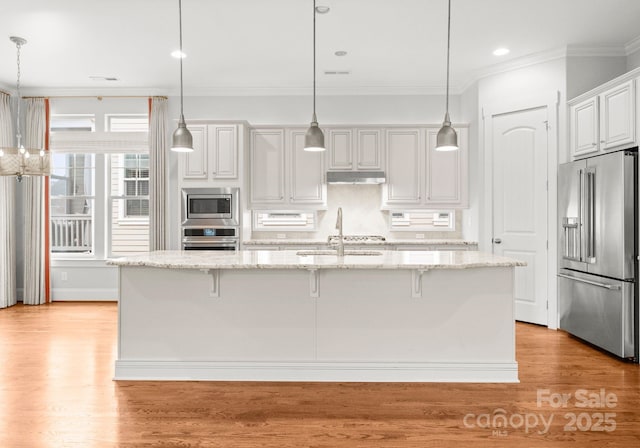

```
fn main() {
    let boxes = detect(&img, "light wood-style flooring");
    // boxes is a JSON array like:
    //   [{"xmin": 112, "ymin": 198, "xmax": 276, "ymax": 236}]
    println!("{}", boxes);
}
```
[{"xmin": 0, "ymin": 302, "xmax": 638, "ymax": 447}]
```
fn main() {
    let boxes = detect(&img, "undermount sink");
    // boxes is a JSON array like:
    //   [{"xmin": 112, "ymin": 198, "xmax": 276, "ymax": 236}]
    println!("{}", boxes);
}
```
[{"xmin": 296, "ymin": 250, "xmax": 384, "ymax": 257}]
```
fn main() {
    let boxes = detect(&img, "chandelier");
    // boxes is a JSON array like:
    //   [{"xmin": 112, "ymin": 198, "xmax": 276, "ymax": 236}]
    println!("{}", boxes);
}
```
[{"xmin": 0, "ymin": 36, "xmax": 51, "ymax": 181}]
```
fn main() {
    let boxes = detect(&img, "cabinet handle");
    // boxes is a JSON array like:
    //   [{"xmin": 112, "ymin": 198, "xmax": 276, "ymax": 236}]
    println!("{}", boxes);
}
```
[
  {"xmin": 592, "ymin": 143, "xmax": 596, "ymax": 146},
  {"xmin": 600, "ymin": 140, "xmax": 605, "ymax": 143}
]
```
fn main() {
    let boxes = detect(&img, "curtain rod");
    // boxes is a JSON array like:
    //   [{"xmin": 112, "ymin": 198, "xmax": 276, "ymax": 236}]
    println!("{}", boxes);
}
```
[{"xmin": 22, "ymin": 95, "xmax": 168, "ymax": 100}]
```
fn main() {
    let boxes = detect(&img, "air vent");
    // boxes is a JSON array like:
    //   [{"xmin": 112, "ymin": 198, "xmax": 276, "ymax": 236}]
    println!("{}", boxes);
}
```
[
  {"xmin": 324, "ymin": 70, "xmax": 351, "ymax": 75},
  {"xmin": 89, "ymin": 76, "xmax": 119, "ymax": 81}
]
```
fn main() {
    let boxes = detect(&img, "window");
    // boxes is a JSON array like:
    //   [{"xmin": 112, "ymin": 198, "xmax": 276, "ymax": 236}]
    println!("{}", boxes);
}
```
[
  {"xmin": 49, "ymin": 114, "xmax": 150, "ymax": 258},
  {"xmin": 122, "ymin": 154, "xmax": 149, "ymax": 218},
  {"xmin": 50, "ymin": 154, "xmax": 95, "ymax": 254}
]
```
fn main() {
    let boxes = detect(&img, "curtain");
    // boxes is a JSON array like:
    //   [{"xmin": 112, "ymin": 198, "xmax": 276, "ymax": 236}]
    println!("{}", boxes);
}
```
[
  {"xmin": 149, "ymin": 97, "xmax": 167, "ymax": 251},
  {"xmin": 0, "ymin": 92, "xmax": 16, "ymax": 309},
  {"xmin": 23, "ymin": 98, "xmax": 47, "ymax": 305}
]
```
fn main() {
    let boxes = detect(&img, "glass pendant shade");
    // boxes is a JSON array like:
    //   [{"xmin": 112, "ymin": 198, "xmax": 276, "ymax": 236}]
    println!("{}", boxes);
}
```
[
  {"xmin": 304, "ymin": 115, "xmax": 325, "ymax": 152},
  {"xmin": 171, "ymin": 115, "xmax": 193, "ymax": 152},
  {"xmin": 436, "ymin": 112, "xmax": 458, "ymax": 151}
]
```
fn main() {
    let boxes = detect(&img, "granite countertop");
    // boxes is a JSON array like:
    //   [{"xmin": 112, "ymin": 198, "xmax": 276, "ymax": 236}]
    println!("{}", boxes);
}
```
[
  {"xmin": 107, "ymin": 250, "xmax": 524, "ymax": 270},
  {"xmin": 242, "ymin": 239, "xmax": 478, "ymax": 246}
]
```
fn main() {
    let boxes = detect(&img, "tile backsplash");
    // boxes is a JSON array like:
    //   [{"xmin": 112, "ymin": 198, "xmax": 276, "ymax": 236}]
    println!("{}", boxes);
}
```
[{"xmin": 250, "ymin": 184, "xmax": 463, "ymax": 240}]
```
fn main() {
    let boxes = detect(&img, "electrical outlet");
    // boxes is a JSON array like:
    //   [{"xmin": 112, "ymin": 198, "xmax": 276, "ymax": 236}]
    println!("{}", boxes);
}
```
[
  {"xmin": 61, "ymin": 272, "xmax": 68, "ymax": 281},
  {"xmin": 415, "ymin": 234, "xmax": 425, "ymax": 239}
]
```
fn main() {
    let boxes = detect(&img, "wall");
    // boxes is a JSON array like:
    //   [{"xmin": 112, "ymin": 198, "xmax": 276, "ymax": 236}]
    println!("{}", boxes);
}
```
[
  {"xmin": 166, "ymin": 94, "xmax": 467, "ymax": 249},
  {"xmin": 476, "ymin": 57, "xmax": 567, "ymax": 329},
  {"xmin": 459, "ymin": 82, "xmax": 479, "ymax": 242},
  {"xmin": 45, "ymin": 97, "xmax": 148, "ymax": 301},
  {"xmin": 566, "ymin": 55, "xmax": 627, "ymax": 100},
  {"xmin": 627, "ymin": 49, "xmax": 640, "ymax": 71}
]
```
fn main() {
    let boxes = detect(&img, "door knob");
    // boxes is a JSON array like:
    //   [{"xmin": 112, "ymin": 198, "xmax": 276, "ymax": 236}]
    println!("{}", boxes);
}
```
[{"xmin": 492, "ymin": 238, "xmax": 502, "ymax": 244}]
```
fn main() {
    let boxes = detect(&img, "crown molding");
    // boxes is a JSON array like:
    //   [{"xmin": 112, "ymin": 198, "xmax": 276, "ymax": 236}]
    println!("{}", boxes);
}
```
[{"xmin": 19, "ymin": 86, "xmax": 170, "ymax": 98}]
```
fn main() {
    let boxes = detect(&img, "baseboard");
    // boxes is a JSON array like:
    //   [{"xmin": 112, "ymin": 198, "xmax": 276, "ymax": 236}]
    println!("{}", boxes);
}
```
[
  {"xmin": 114, "ymin": 360, "xmax": 519, "ymax": 383},
  {"xmin": 51, "ymin": 288, "xmax": 118, "ymax": 301}
]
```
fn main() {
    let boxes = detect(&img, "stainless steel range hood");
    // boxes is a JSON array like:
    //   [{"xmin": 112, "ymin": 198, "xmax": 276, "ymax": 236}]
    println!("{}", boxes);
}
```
[{"xmin": 326, "ymin": 171, "xmax": 386, "ymax": 184}]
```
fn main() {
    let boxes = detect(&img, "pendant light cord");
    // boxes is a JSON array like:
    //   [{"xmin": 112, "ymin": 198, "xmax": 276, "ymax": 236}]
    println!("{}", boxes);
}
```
[
  {"xmin": 445, "ymin": 0, "xmax": 451, "ymax": 116},
  {"xmin": 312, "ymin": 0, "xmax": 317, "ymax": 121},
  {"xmin": 179, "ymin": 0, "xmax": 185, "ymax": 119},
  {"xmin": 15, "ymin": 40, "xmax": 22, "ymax": 143}
]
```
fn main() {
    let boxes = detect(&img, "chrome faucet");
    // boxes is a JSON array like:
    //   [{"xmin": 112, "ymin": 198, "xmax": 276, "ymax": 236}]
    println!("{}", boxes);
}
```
[{"xmin": 335, "ymin": 207, "xmax": 344, "ymax": 256}]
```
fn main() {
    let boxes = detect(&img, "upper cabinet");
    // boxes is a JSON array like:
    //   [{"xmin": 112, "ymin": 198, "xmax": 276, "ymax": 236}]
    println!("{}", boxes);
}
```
[
  {"xmin": 327, "ymin": 127, "xmax": 384, "ymax": 171},
  {"xmin": 425, "ymin": 127, "xmax": 468, "ymax": 207},
  {"xmin": 382, "ymin": 126, "xmax": 468, "ymax": 209},
  {"xmin": 569, "ymin": 71, "xmax": 638, "ymax": 159},
  {"xmin": 181, "ymin": 123, "xmax": 241, "ymax": 182},
  {"xmin": 249, "ymin": 128, "xmax": 326, "ymax": 209}
]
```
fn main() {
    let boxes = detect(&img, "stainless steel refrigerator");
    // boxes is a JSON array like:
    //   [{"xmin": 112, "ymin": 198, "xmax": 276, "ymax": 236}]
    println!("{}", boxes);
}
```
[{"xmin": 558, "ymin": 149, "xmax": 638, "ymax": 361}]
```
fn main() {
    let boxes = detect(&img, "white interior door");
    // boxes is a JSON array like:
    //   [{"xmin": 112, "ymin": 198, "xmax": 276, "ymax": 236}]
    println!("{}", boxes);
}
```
[{"xmin": 491, "ymin": 107, "xmax": 548, "ymax": 325}]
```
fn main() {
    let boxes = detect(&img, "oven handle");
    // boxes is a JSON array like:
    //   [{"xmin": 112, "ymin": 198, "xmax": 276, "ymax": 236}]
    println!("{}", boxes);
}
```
[{"xmin": 558, "ymin": 273, "xmax": 621, "ymax": 290}]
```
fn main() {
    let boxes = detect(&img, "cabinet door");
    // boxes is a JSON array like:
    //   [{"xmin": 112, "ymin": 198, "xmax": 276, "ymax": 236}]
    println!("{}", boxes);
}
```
[
  {"xmin": 599, "ymin": 80, "xmax": 635, "ymax": 150},
  {"xmin": 424, "ymin": 128, "xmax": 468, "ymax": 207},
  {"xmin": 182, "ymin": 125, "xmax": 208, "ymax": 179},
  {"xmin": 356, "ymin": 129, "xmax": 384, "ymax": 170},
  {"xmin": 570, "ymin": 97, "xmax": 599, "ymax": 158},
  {"xmin": 250, "ymin": 129, "xmax": 285, "ymax": 204},
  {"xmin": 289, "ymin": 129, "xmax": 326, "ymax": 205},
  {"xmin": 209, "ymin": 125, "xmax": 238, "ymax": 179},
  {"xmin": 327, "ymin": 129, "xmax": 353, "ymax": 170},
  {"xmin": 384, "ymin": 128, "xmax": 422, "ymax": 205}
]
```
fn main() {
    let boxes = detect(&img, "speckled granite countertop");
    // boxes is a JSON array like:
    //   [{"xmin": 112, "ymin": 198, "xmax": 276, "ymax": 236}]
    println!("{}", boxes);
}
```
[
  {"xmin": 242, "ymin": 239, "xmax": 478, "ymax": 246},
  {"xmin": 108, "ymin": 250, "xmax": 523, "ymax": 270}
]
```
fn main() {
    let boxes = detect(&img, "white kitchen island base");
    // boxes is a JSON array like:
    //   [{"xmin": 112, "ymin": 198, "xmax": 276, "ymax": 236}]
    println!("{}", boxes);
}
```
[{"xmin": 112, "ymin": 251, "xmax": 521, "ymax": 383}]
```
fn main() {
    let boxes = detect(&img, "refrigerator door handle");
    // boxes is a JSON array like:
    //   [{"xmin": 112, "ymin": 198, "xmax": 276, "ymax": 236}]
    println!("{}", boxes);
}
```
[
  {"xmin": 585, "ymin": 170, "xmax": 597, "ymax": 263},
  {"xmin": 578, "ymin": 168, "xmax": 585, "ymax": 262},
  {"xmin": 558, "ymin": 273, "xmax": 621, "ymax": 290}
]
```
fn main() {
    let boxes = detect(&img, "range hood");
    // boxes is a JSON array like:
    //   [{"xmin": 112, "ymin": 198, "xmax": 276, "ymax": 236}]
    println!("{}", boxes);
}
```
[{"xmin": 326, "ymin": 171, "xmax": 386, "ymax": 184}]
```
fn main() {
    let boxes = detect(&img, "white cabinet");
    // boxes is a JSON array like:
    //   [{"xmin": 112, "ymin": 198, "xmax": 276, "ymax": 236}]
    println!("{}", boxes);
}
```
[
  {"xmin": 425, "ymin": 128, "xmax": 468, "ymax": 208},
  {"xmin": 382, "ymin": 126, "xmax": 468, "ymax": 209},
  {"xmin": 569, "ymin": 74, "xmax": 637, "ymax": 159},
  {"xmin": 599, "ymin": 80, "xmax": 635, "ymax": 150},
  {"xmin": 327, "ymin": 128, "xmax": 384, "ymax": 171},
  {"xmin": 289, "ymin": 129, "xmax": 326, "ymax": 205},
  {"xmin": 383, "ymin": 128, "xmax": 423, "ymax": 205},
  {"xmin": 250, "ymin": 129, "xmax": 286, "ymax": 204},
  {"xmin": 182, "ymin": 124, "xmax": 239, "ymax": 180},
  {"xmin": 249, "ymin": 128, "xmax": 326, "ymax": 209}
]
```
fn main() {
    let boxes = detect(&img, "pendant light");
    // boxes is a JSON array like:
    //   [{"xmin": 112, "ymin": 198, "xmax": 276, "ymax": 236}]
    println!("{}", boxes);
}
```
[
  {"xmin": 435, "ymin": 0, "xmax": 458, "ymax": 152},
  {"xmin": 303, "ymin": 0, "xmax": 325, "ymax": 152},
  {"xmin": 0, "ymin": 36, "xmax": 51, "ymax": 181},
  {"xmin": 170, "ymin": 0, "xmax": 193, "ymax": 152}
]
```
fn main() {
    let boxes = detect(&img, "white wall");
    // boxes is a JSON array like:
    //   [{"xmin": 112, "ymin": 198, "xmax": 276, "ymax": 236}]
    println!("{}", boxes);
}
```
[
  {"xmin": 627, "ymin": 49, "xmax": 640, "ymax": 71},
  {"xmin": 566, "ymin": 55, "xmax": 627, "ymax": 100},
  {"xmin": 476, "ymin": 57, "xmax": 567, "ymax": 329}
]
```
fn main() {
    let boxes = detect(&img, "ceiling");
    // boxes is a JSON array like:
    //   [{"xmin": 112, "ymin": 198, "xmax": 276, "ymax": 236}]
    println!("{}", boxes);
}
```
[{"xmin": 1, "ymin": 0, "xmax": 639, "ymax": 96}]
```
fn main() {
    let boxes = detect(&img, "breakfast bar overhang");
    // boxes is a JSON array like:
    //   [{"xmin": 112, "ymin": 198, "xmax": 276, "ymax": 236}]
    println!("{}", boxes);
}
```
[{"xmin": 108, "ymin": 250, "xmax": 525, "ymax": 383}]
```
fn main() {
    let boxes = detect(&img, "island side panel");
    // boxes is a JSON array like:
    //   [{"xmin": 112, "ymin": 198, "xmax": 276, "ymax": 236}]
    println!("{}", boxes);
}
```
[
  {"xmin": 118, "ymin": 266, "xmax": 317, "ymax": 361},
  {"xmin": 315, "ymin": 267, "xmax": 516, "ymax": 363}
]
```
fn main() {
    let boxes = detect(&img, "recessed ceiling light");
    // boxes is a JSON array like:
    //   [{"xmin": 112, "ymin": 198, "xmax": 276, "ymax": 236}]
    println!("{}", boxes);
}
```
[
  {"xmin": 334, "ymin": 50, "xmax": 347, "ymax": 57},
  {"xmin": 315, "ymin": 6, "xmax": 330, "ymax": 14},
  {"xmin": 171, "ymin": 50, "xmax": 187, "ymax": 59},
  {"xmin": 493, "ymin": 47, "xmax": 510, "ymax": 56}
]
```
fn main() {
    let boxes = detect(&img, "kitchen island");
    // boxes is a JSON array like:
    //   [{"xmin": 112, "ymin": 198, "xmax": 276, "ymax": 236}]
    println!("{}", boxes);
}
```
[{"xmin": 108, "ymin": 250, "xmax": 525, "ymax": 382}]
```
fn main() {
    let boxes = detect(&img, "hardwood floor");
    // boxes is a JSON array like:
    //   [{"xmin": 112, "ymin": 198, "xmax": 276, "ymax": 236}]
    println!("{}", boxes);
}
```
[{"xmin": 0, "ymin": 302, "xmax": 638, "ymax": 447}]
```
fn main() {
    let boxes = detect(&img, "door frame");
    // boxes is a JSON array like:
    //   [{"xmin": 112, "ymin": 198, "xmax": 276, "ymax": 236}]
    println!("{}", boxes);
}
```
[{"xmin": 481, "ymin": 92, "xmax": 560, "ymax": 329}]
